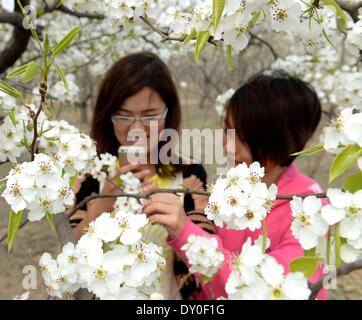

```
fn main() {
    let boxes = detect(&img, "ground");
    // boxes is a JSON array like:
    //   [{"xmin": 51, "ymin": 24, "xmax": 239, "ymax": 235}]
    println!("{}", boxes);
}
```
[{"xmin": 0, "ymin": 99, "xmax": 361, "ymax": 300}]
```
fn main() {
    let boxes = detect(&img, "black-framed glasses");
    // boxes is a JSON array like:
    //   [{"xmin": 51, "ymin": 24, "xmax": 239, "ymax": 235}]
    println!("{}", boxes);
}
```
[{"xmin": 111, "ymin": 108, "xmax": 168, "ymax": 128}]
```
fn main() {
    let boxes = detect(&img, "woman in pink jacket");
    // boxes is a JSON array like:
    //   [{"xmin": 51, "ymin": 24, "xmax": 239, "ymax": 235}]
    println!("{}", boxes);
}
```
[{"xmin": 143, "ymin": 72, "xmax": 326, "ymax": 300}]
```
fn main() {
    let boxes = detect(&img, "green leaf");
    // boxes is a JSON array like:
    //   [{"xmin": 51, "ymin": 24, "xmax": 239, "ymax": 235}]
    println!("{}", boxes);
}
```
[
  {"xmin": 6, "ymin": 63, "xmax": 29, "ymax": 79},
  {"xmin": 194, "ymin": 30, "xmax": 210, "ymax": 63},
  {"xmin": 212, "ymin": 0, "xmax": 225, "ymax": 31},
  {"xmin": 304, "ymin": 247, "xmax": 316, "ymax": 257},
  {"xmin": 0, "ymin": 80, "xmax": 26, "ymax": 103},
  {"xmin": 183, "ymin": 28, "xmax": 197, "ymax": 46},
  {"xmin": 322, "ymin": 28, "xmax": 336, "ymax": 48},
  {"xmin": 21, "ymin": 61, "xmax": 41, "ymax": 83},
  {"xmin": 43, "ymin": 33, "xmax": 50, "ymax": 57},
  {"xmin": 8, "ymin": 111, "xmax": 17, "ymax": 126},
  {"xmin": 247, "ymin": 10, "xmax": 261, "ymax": 29},
  {"xmin": 226, "ymin": 45, "xmax": 233, "ymax": 71},
  {"xmin": 54, "ymin": 63, "xmax": 69, "ymax": 90},
  {"xmin": 46, "ymin": 212, "xmax": 56, "ymax": 233},
  {"xmin": 114, "ymin": 176, "xmax": 123, "ymax": 186},
  {"xmin": 0, "ymin": 183, "xmax": 5, "ymax": 191},
  {"xmin": 343, "ymin": 172, "xmax": 362, "ymax": 193},
  {"xmin": 52, "ymin": 26, "xmax": 81, "ymax": 57},
  {"xmin": 329, "ymin": 144, "xmax": 362, "ymax": 182},
  {"xmin": 289, "ymin": 256, "xmax": 320, "ymax": 279},
  {"xmin": 7, "ymin": 210, "xmax": 24, "ymax": 252},
  {"xmin": 69, "ymin": 175, "xmax": 77, "ymax": 187},
  {"xmin": 291, "ymin": 144, "xmax": 324, "ymax": 157}
]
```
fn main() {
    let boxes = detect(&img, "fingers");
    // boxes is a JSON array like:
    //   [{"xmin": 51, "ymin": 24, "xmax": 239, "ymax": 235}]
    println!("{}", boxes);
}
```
[
  {"xmin": 184, "ymin": 175, "xmax": 204, "ymax": 191},
  {"xmin": 141, "ymin": 180, "xmax": 157, "ymax": 193},
  {"xmin": 134, "ymin": 169, "xmax": 152, "ymax": 181},
  {"xmin": 143, "ymin": 201, "xmax": 173, "ymax": 216},
  {"xmin": 147, "ymin": 193, "xmax": 181, "ymax": 206},
  {"xmin": 117, "ymin": 162, "xmax": 143, "ymax": 175}
]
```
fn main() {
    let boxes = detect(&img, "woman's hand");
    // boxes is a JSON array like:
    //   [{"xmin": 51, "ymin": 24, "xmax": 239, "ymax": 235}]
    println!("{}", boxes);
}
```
[
  {"xmin": 143, "ymin": 193, "xmax": 187, "ymax": 236},
  {"xmin": 183, "ymin": 175, "xmax": 209, "ymax": 211}
]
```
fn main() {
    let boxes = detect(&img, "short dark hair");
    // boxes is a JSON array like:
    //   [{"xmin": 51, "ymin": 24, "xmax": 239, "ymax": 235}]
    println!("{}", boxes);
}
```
[
  {"xmin": 226, "ymin": 72, "xmax": 321, "ymax": 167},
  {"xmin": 91, "ymin": 52, "xmax": 181, "ymax": 177}
]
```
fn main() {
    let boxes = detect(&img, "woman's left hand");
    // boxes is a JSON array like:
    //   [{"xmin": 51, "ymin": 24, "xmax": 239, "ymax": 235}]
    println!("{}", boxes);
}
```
[{"xmin": 143, "ymin": 193, "xmax": 186, "ymax": 236}]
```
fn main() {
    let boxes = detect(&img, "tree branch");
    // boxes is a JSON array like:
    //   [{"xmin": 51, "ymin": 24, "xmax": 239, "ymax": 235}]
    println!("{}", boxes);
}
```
[
  {"xmin": 0, "ymin": 1, "xmax": 31, "ymax": 75},
  {"xmin": 309, "ymin": 258, "xmax": 362, "ymax": 299},
  {"xmin": 335, "ymin": 0, "xmax": 362, "ymax": 22},
  {"xmin": 0, "ymin": 10, "xmax": 23, "ymax": 26},
  {"xmin": 55, "ymin": 4, "xmax": 104, "ymax": 19},
  {"xmin": 249, "ymin": 32, "xmax": 278, "ymax": 61}
]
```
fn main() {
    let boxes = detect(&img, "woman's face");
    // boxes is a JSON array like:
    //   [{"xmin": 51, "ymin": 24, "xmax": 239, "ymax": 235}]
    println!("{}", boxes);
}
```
[
  {"xmin": 223, "ymin": 112, "xmax": 253, "ymax": 166},
  {"xmin": 112, "ymin": 87, "xmax": 167, "ymax": 154}
]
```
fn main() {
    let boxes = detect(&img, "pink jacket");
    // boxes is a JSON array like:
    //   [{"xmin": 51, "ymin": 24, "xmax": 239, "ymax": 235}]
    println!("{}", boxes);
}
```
[{"xmin": 168, "ymin": 164, "xmax": 327, "ymax": 300}]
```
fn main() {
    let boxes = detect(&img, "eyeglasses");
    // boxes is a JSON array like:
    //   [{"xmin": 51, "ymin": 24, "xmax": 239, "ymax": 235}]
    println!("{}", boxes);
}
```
[{"xmin": 111, "ymin": 108, "xmax": 168, "ymax": 128}]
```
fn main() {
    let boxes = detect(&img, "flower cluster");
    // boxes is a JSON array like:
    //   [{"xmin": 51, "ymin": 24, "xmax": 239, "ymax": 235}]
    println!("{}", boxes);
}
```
[
  {"xmin": 40, "ymin": 208, "xmax": 166, "ymax": 299},
  {"xmin": 90, "ymin": 153, "xmax": 118, "ymax": 184},
  {"xmin": 0, "ymin": 104, "xmax": 42, "ymax": 163},
  {"xmin": 181, "ymin": 235, "xmax": 224, "ymax": 280},
  {"xmin": 61, "ymin": 0, "xmax": 349, "ymax": 55},
  {"xmin": 225, "ymin": 238, "xmax": 311, "ymax": 300},
  {"xmin": 215, "ymin": 88, "xmax": 235, "ymax": 117},
  {"xmin": 290, "ymin": 189, "xmax": 362, "ymax": 264},
  {"xmin": 205, "ymin": 162, "xmax": 277, "ymax": 231},
  {"xmin": 0, "ymin": 104, "xmax": 97, "ymax": 174},
  {"xmin": 2, "ymin": 153, "xmax": 74, "ymax": 220}
]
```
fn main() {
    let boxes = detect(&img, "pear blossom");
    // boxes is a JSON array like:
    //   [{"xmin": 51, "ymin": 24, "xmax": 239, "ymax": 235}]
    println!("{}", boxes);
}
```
[
  {"xmin": 90, "ymin": 153, "xmax": 118, "ymax": 183},
  {"xmin": 205, "ymin": 162, "xmax": 277, "ymax": 231},
  {"xmin": 290, "ymin": 196, "xmax": 329, "ymax": 250},
  {"xmin": 321, "ymin": 107, "xmax": 362, "ymax": 151},
  {"xmin": 181, "ymin": 235, "xmax": 224, "ymax": 279},
  {"xmin": 321, "ymin": 189, "xmax": 362, "ymax": 234},
  {"xmin": 225, "ymin": 238, "xmax": 311, "ymax": 300},
  {"xmin": 2, "ymin": 153, "xmax": 75, "ymax": 220}
]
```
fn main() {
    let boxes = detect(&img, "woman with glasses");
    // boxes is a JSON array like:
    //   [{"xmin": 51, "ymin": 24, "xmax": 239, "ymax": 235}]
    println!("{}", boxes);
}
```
[{"xmin": 70, "ymin": 52, "xmax": 213, "ymax": 300}]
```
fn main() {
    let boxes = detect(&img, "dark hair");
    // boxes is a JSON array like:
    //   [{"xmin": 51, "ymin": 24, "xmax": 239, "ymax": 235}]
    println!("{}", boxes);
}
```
[
  {"xmin": 226, "ymin": 72, "xmax": 321, "ymax": 167},
  {"xmin": 91, "ymin": 52, "xmax": 181, "ymax": 177}
]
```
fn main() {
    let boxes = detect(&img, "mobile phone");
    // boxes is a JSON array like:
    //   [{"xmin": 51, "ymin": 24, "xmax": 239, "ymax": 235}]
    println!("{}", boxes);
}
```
[{"xmin": 118, "ymin": 146, "xmax": 146, "ymax": 165}]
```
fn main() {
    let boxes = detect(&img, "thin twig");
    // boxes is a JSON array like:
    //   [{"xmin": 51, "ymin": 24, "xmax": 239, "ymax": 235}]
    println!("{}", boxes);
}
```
[
  {"xmin": 249, "ymin": 32, "xmax": 278, "ymax": 61},
  {"xmin": 309, "ymin": 258, "xmax": 362, "ymax": 300}
]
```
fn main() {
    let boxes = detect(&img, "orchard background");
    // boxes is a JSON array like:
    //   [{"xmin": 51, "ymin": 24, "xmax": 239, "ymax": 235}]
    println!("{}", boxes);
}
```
[{"xmin": 0, "ymin": 0, "xmax": 362, "ymax": 299}]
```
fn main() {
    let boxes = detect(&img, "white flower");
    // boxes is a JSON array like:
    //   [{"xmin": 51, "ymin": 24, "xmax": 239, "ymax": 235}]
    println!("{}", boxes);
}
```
[
  {"xmin": 269, "ymin": 0, "xmax": 302, "ymax": 33},
  {"xmin": 321, "ymin": 189, "xmax": 362, "ymax": 238},
  {"xmin": 90, "ymin": 153, "xmax": 118, "ymax": 183},
  {"xmin": 321, "ymin": 108, "xmax": 362, "ymax": 151},
  {"xmin": 181, "ymin": 235, "xmax": 224, "ymax": 279},
  {"xmin": 225, "ymin": 238, "xmax": 311, "ymax": 300},
  {"xmin": 290, "ymin": 196, "xmax": 329, "ymax": 250},
  {"xmin": 340, "ymin": 243, "xmax": 360, "ymax": 263},
  {"xmin": 12, "ymin": 292, "xmax": 30, "ymax": 300},
  {"xmin": 205, "ymin": 162, "xmax": 276, "ymax": 231},
  {"xmin": 2, "ymin": 153, "xmax": 74, "ymax": 220},
  {"xmin": 115, "ymin": 210, "xmax": 148, "ymax": 245}
]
